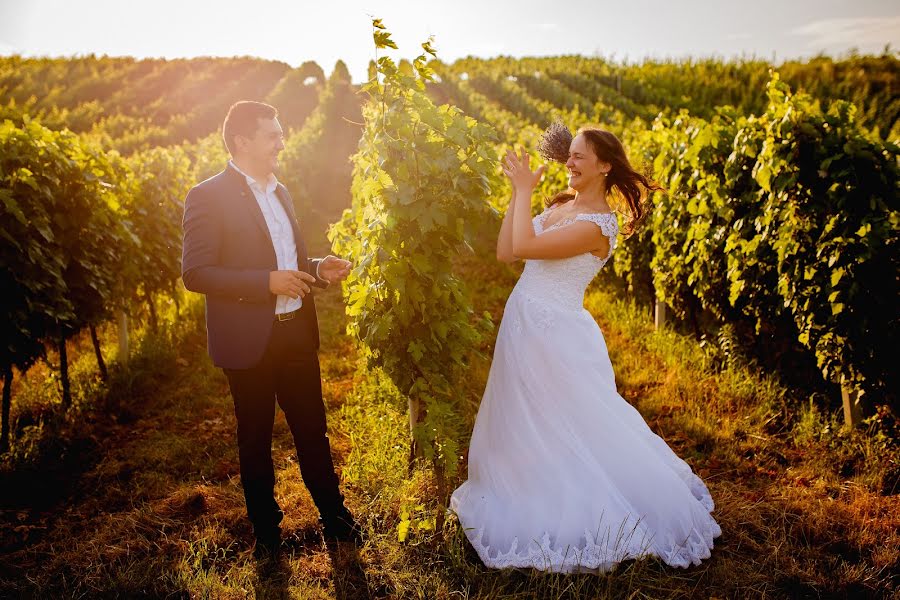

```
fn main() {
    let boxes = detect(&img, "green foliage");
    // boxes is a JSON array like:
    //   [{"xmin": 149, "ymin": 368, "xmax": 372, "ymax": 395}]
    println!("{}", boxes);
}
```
[
  {"xmin": 0, "ymin": 117, "xmax": 201, "ymax": 451},
  {"xmin": 648, "ymin": 107, "xmax": 745, "ymax": 322},
  {"xmin": 123, "ymin": 145, "xmax": 193, "ymax": 306},
  {"xmin": 747, "ymin": 73, "xmax": 898, "ymax": 404},
  {"xmin": 639, "ymin": 72, "xmax": 898, "ymax": 411},
  {"xmin": 328, "ymin": 20, "xmax": 500, "ymax": 477},
  {"xmin": 0, "ymin": 119, "xmax": 131, "ymax": 372},
  {"xmin": 180, "ymin": 132, "xmax": 230, "ymax": 182},
  {"xmin": 607, "ymin": 125, "xmax": 661, "ymax": 304}
]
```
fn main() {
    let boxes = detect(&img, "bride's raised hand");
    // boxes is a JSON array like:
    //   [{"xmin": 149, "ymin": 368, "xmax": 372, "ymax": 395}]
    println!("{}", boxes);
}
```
[{"xmin": 502, "ymin": 146, "xmax": 546, "ymax": 190}]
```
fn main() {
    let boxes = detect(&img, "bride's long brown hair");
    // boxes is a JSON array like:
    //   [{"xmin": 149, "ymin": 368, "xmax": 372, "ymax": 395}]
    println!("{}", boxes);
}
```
[{"xmin": 545, "ymin": 127, "xmax": 662, "ymax": 236}]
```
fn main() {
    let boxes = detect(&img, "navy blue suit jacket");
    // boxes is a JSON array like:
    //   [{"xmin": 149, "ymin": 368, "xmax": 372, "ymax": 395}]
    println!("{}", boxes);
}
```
[{"xmin": 181, "ymin": 163, "xmax": 329, "ymax": 369}]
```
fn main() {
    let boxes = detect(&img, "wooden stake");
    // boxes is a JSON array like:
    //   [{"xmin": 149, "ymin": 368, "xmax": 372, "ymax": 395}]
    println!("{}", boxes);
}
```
[
  {"xmin": 654, "ymin": 299, "xmax": 667, "ymax": 329},
  {"xmin": 841, "ymin": 373, "xmax": 862, "ymax": 429},
  {"xmin": 89, "ymin": 323, "xmax": 108, "ymax": 381},
  {"xmin": 408, "ymin": 396, "xmax": 420, "ymax": 475},
  {"xmin": 118, "ymin": 311, "xmax": 129, "ymax": 367}
]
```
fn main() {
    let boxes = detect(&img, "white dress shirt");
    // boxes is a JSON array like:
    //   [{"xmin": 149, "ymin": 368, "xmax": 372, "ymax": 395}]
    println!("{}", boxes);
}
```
[{"xmin": 229, "ymin": 159, "xmax": 306, "ymax": 315}]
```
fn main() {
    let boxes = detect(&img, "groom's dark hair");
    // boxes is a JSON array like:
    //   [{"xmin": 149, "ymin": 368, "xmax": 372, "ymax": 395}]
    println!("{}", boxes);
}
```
[{"xmin": 222, "ymin": 101, "xmax": 278, "ymax": 156}]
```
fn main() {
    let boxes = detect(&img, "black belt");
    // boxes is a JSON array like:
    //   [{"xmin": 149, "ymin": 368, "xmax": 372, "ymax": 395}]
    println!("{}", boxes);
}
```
[{"xmin": 275, "ymin": 308, "xmax": 301, "ymax": 322}]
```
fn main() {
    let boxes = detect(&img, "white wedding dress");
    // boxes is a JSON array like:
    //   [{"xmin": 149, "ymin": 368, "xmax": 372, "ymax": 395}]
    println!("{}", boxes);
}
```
[{"xmin": 449, "ymin": 205, "xmax": 722, "ymax": 573}]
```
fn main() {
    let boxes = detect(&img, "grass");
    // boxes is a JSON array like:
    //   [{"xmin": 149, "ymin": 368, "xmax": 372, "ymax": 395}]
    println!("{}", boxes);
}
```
[{"xmin": 0, "ymin": 240, "xmax": 897, "ymax": 598}]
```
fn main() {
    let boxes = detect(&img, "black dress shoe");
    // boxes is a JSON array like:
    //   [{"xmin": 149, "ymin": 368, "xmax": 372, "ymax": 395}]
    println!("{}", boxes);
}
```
[
  {"xmin": 320, "ymin": 509, "xmax": 362, "ymax": 544},
  {"xmin": 253, "ymin": 527, "xmax": 282, "ymax": 559}
]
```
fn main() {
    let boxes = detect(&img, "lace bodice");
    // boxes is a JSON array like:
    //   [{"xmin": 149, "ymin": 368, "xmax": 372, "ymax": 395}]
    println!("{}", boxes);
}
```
[{"xmin": 512, "ymin": 207, "xmax": 620, "ymax": 311}]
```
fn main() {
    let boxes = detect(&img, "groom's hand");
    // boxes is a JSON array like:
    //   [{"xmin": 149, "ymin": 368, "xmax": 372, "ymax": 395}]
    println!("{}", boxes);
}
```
[
  {"xmin": 269, "ymin": 270, "xmax": 315, "ymax": 299},
  {"xmin": 318, "ymin": 255, "xmax": 352, "ymax": 283}
]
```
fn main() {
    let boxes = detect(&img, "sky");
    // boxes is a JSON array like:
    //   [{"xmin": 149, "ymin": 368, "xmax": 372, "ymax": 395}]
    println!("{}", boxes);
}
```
[{"xmin": 1, "ymin": 0, "xmax": 898, "ymax": 83}]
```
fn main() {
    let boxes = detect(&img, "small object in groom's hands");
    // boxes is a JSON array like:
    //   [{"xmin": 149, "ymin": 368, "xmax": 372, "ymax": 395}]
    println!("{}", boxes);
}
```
[{"xmin": 269, "ymin": 270, "xmax": 313, "ymax": 298}]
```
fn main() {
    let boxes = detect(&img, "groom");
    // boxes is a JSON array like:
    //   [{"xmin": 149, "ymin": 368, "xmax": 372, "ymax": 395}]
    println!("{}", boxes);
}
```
[{"xmin": 181, "ymin": 100, "xmax": 359, "ymax": 557}]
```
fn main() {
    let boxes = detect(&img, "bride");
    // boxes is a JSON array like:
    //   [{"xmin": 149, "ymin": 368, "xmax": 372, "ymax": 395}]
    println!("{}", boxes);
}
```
[{"xmin": 448, "ymin": 124, "xmax": 722, "ymax": 573}]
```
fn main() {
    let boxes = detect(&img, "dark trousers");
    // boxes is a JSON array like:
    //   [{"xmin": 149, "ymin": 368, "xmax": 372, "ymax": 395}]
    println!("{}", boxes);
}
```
[{"xmin": 223, "ymin": 314, "xmax": 345, "ymax": 537}]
